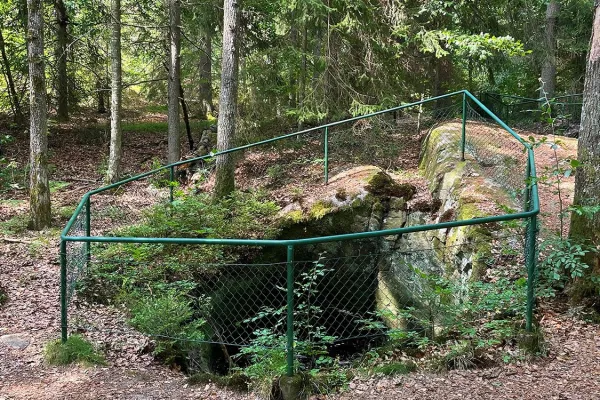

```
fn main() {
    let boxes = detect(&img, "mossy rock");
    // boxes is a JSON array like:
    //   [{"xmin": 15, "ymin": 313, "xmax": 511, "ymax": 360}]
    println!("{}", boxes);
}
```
[{"xmin": 366, "ymin": 171, "xmax": 416, "ymax": 199}]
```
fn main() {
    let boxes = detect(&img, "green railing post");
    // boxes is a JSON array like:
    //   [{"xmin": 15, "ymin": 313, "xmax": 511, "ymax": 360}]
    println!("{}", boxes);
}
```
[
  {"xmin": 286, "ymin": 244, "xmax": 295, "ymax": 377},
  {"xmin": 525, "ymin": 213, "xmax": 538, "ymax": 332},
  {"xmin": 60, "ymin": 240, "xmax": 68, "ymax": 343},
  {"xmin": 461, "ymin": 92, "xmax": 467, "ymax": 161},
  {"xmin": 324, "ymin": 127, "xmax": 329, "ymax": 185},
  {"xmin": 169, "ymin": 166, "xmax": 175, "ymax": 203},
  {"xmin": 523, "ymin": 160, "xmax": 531, "ymax": 211},
  {"xmin": 85, "ymin": 197, "xmax": 91, "ymax": 265}
]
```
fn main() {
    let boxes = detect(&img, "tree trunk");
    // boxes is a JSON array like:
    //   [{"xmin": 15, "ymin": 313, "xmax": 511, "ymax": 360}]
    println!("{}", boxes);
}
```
[
  {"xmin": 0, "ymin": 26, "xmax": 24, "ymax": 124},
  {"xmin": 54, "ymin": 0, "xmax": 69, "ymax": 121},
  {"xmin": 540, "ymin": 0, "xmax": 560, "ymax": 99},
  {"xmin": 167, "ymin": 0, "xmax": 181, "ymax": 164},
  {"xmin": 106, "ymin": 0, "xmax": 122, "ymax": 183},
  {"xmin": 288, "ymin": 14, "xmax": 298, "ymax": 109},
  {"xmin": 570, "ymin": 1, "xmax": 600, "ymax": 272},
  {"xmin": 198, "ymin": 29, "xmax": 213, "ymax": 120},
  {"xmin": 214, "ymin": 0, "xmax": 240, "ymax": 198},
  {"xmin": 298, "ymin": 22, "xmax": 308, "ymax": 130},
  {"xmin": 27, "ymin": 0, "xmax": 51, "ymax": 230}
]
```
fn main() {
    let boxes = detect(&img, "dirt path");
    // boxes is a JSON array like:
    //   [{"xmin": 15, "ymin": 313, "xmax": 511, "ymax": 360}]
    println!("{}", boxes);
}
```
[
  {"xmin": 1, "ymin": 118, "xmax": 596, "ymax": 400},
  {"xmin": 333, "ymin": 309, "xmax": 600, "ymax": 400}
]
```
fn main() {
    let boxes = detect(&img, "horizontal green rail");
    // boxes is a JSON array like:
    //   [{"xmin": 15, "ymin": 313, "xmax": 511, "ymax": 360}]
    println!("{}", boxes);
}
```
[{"xmin": 63, "ymin": 204, "xmax": 538, "ymax": 246}]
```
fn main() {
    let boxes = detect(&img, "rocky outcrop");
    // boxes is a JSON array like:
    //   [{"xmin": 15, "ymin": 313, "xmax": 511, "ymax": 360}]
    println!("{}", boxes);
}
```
[{"xmin": 274, "ymin": 123, "xmax": 519, "ymax": 331}]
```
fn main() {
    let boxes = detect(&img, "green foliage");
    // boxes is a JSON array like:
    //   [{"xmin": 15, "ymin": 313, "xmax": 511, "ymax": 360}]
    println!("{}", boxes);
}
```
[
  {"xmin": 0, "ymin": 135, "xmax": 25, "ymax": 192},
  {"xmin": 237, "ymin": 254, "xmax": 345, "ymax": 395},
  {"xmin": 120, "ymin": 120, "xmax": 212, "ymax": 134},
  {"xmin": 379, "ymin": 268, "xmax": 530, "ymax": 369},
  {"xmin": 369, "ymin": 361, "xmax": 416, "ymax": 376},
  {"xmin": 49, "ymin": 180, "xmax": 70, "ymax": 194},
  {"xmin": 147, "ymin": 158, "xmax": 172, "ymax": 188},
  {"xmin": 124, "ymin": 190, "xmax": 280, "ymax": 241},
  {"xmin": 44, "ymin": 335, "xmax": 106, "ymax": 366},
  {"xmin": 0, "ymin": 214, "xmax": 29, "ymax": 235},
  {"xmin": 266, "ymin": 165, "xmax": 284, "ymax": 184},
  {"xmin": 83, "ymin": 190, "xmax": 281, "ymax": 370},
  {"xmin": 539, "ymin": 237, "xmax": 599, "ymax": 294},
  {"xmin": 130, "ymin": 292, "xmax": 207, "ymax": 365},
  {"xmin": 57, "ymin": 205, "xmax": 77, "ymax": 219}
]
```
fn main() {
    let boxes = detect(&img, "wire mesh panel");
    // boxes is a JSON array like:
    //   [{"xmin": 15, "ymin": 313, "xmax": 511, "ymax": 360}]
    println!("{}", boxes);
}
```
[
  {"xmin": 234, "ymin": 130, "xmax": 325, "ymax": 196},
  {"xmin": 64, "ymin": 207, "xmax": 88, "ymax": 303},
  {"xmin": 464, "ymin": 103, "xmax": 529, "ymax": 205},
  {"xmin": 69, "ymin": 255, "xmax": 288, "ymax": 347},
  {"xmin": 326, "ymin": 101, "xmax": 463, "ymax": 178}
]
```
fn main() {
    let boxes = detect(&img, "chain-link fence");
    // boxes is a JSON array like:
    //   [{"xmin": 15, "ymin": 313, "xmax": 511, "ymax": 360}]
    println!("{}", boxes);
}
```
[
  {"xmin": 477, "ymin": 92, "xmax": 583, "ymax": 124},
  {"xmin": 60, "ymin": 90, "xmax": 540, "ymax": 377}
]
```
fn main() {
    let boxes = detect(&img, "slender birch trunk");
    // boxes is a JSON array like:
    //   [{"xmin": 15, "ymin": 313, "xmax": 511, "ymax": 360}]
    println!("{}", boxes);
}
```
[{"xmin": 106, "ymin": 0, "xmax": 122, "ymax": 183}]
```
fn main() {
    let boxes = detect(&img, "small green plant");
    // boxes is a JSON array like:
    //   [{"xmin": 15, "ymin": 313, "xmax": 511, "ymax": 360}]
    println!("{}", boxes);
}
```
[
  {"xmin": 266, "ymin": 165, "xmax": 285, "ymax": 184},
  {"xmin": 45, "ymin": 335, "xmax": 106, "ymax": 366},
  {"xmin": 370, "ymin": 361, "xmax": 416, "ymax": 376},
  {"xmin": 147, "ymin": 157, "xmax": 172, "ymax": 188},
  {"xmin": 57, "ymin": 205, "xmax": 77, "ymax": 219},
  {"xmin": 49, "ymin": 180, "xmax": 70, "ymax": 193},
  {"xmin": 0, "ymin": 214, "xmax": 30, "ymax": 235},
  {"xmin": 237, "ymin": 254, "xmax": 344, "ymax": 396},
  {"xmin": 129, "ymin": 292, "xmax": 207, "ymax": 367},
  {"xmin": 375, "ymin": 267, "xmax": 530, "ymax": 369},
  {"xmin": 0, "ymin": 134, "xmax": 26, "ymax": 192}
]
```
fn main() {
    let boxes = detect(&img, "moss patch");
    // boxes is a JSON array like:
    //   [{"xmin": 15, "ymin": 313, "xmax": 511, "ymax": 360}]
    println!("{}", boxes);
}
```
[
  {"xmin": 366, "ymin": 171, "xmax": 416, "ymax": 199},
  {"xmin": 309, "ymin": 200, "xmax": 334, "ymax": 220}
]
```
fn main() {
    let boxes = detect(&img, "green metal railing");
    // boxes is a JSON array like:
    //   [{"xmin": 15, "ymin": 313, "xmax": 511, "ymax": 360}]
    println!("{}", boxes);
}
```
[{"xmin": 60, "ymin": 90, "xmax": 540, "ymax": 377}]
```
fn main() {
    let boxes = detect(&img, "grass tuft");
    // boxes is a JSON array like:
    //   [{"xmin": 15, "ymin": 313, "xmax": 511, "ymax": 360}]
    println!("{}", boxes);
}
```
[
  {"xmin": 45, "ymin": 335, "xmax": 106, "ymax": 366},
  {"xmin": 371, "ymin": 361, "xmax": 417, "ymax": 376}
]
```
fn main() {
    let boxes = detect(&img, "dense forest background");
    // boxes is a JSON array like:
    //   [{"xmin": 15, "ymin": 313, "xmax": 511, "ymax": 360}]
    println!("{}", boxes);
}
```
[{"xmin": 0, "ymin": 0, "xmax": 594, "ymax": 130}]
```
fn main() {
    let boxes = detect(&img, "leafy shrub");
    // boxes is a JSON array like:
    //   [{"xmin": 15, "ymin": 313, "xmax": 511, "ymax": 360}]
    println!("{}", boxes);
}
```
[
  {"xmin": 124, "ymin": 190, "xmax": 280, "ymax": 241},
  {"xmin": 377, "ymin": 269, "xmax": 531, "ymax": 369},
  {"xmin": 129, "ymin": 292, "xmax": 207, "ymax": 366},
  {"xmin": 45, "ymin": 335, "xmax": 105, "ymax": 366},
  {"xmin": 540, "ymin": 237, "xmax": 596, "ymax": 289},
  {"xmin": 236, "ymin": 255, "xmax": 346, "ymax": 396},
  {"xmin": 0, "ymin": 214, "xmax": 30, "ymax": 235},
  {"xmin": 370, "ymin": 361, "xmax": 416, "ymax": 376},
  {"xmin": 84, "ymin": 190, "xmax": 281, "ymax": 303}
]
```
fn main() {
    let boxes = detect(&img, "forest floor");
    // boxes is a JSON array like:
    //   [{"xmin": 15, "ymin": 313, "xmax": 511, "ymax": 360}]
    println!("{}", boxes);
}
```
[{"xmin": 0, "ymin": 111, "xmax": 597, "ymax": 400}]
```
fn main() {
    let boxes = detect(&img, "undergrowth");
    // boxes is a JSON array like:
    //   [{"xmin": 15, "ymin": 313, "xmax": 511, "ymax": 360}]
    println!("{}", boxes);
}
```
[
  {"xmin": 45, "ymin": 335, "xmax": 105, "ymax": 366},
  {"xmin": 80, "ymin": 190, "xmax": 280, "ymax": 371}
]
